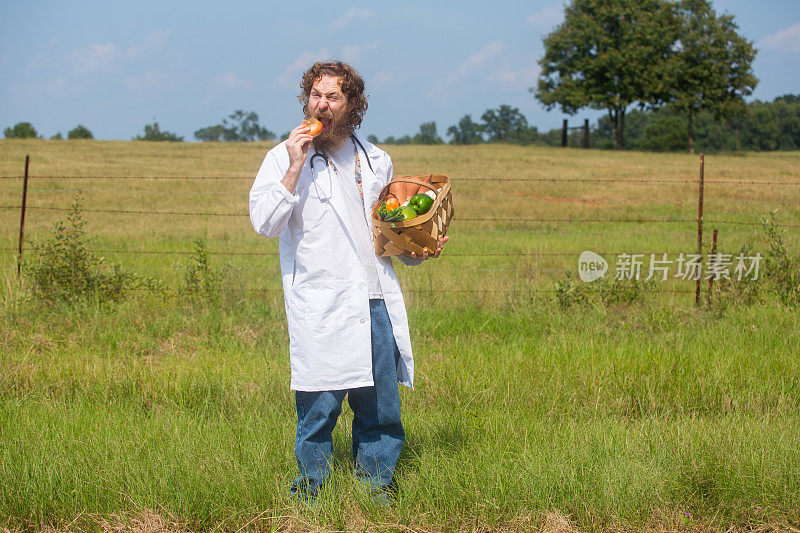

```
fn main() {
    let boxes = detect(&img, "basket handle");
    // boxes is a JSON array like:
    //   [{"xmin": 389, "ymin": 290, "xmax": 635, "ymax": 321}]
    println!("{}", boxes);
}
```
[
  {"xmin": 377, "ymin": 174, "xmax": 445, "ymax": 201},
  {"xmin": 387, "ymin": 176, "xmax": 436, "ymax": 188}
]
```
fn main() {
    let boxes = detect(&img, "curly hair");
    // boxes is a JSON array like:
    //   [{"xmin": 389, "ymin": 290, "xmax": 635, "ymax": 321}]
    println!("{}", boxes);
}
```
[{"xmin": 299, "ymin": 61, "xmax": 368, "ymax": 131}]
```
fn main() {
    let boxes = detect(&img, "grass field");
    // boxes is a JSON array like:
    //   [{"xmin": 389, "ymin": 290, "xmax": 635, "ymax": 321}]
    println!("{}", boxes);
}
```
[{"xmin": 0, "ymin": 140, "xmax": 799, "ymax": 532}]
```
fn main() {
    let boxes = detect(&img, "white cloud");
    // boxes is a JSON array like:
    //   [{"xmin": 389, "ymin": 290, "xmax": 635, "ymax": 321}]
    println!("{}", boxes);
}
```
[
  {"xmin": 23, "ymin": 30, "xmax": 178, "ymax": 100},
  {"xmin": 70, "ymin": 43, "xmax": 119, "ymax": 74},
  {"xmin": 758, "ymin": 23, "xmax": 800, "ymax": 54},
  {"xmin": 26, "ymin": 52, "xmax": 53, "ymax": 75},
  {"xmin": 429, "ymin": 42, "xmax": 504, "ymax": 98},
  {"xmin": 127, "ymin": 29, "xmax": 172, "ymax": 58},
  {"xmin": 526, "ymin": 3, "xmax": 564, "ymax": 30},
  {"xmin": 122, "ymin": 72, "xmax": 167, "ymax": 92},
  {"xmin": 211, "ymin": 72, "xmax": 253, "ymax": 90},
  {"xmin": 341, "ymin": 41, "xmax": 381, "ymax": 63},
  {"xmin": 29, "ymin": 76, "xmax": 79, "ymax": 99},
  {"xmin": 489, "ymin": 61, "xmax": 541, "ymax": 90},
  {"xmin": 457, "ymin": 42, "xmax": 504, "ymax": 77},
  {"xmin": 331, "ymin": 7, "xmax": 373, "ymax": 30},
  {"xmin": 371, "ymin": 72, "xmax": 395, "ymax": 87},
  {"xmin": 429, "ymin": 42, "xmax": 542, "ymax": 100},
  {"xmin": 274, "ymin": 49, "xmax": 332, "ymax": 87}
]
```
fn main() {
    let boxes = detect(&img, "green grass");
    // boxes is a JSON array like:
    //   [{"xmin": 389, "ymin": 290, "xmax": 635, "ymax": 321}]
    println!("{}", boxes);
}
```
[
  {"xmin": 1, "ymin": 140, "xmax": 799, "ymax": 531},
  {"xmin": 1, "ymin": 298, "xmax": 799, "ymax": 531}
]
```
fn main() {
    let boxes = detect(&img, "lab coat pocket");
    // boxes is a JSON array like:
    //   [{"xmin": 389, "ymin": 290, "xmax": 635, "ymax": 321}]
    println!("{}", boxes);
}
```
[
  {"xmin": 296, "ymin": 181, "xmax": 332, "ymax": 234},
  {"xmin": 290, "ymin": 281, "xmax": 348, "ymax": 327}
]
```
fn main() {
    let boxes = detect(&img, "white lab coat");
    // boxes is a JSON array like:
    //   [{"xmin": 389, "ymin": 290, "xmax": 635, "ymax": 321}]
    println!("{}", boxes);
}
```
[{"xmin": 249, "ymin": 132, "xmax": 415, "ymax": 391}]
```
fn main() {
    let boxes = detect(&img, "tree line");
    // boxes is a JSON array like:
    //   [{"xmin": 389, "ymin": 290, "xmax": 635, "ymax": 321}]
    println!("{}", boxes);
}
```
[
  {"xmin": 3, "ymin": 110, "xmax": 275, "ymax": 143},
  {"xmin": 592, "ymin": 94, "xmax": 800, "ymax": 152},
  {"xmin": 373, "ymin": 95, "xmax": 800, "ymax": 152},
  {"xmin": 6, "ymin": 94, "xmax": 800, "ymax": 152}
]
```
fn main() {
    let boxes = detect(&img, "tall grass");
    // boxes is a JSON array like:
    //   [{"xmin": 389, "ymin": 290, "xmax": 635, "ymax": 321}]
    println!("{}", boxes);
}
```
[{"xmin": 1, "ymin": 140, "xmax": 799, "ymax": 531}]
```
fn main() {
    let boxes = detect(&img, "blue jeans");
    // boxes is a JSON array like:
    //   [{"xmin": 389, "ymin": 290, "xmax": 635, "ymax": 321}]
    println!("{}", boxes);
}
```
[{"xmin": 291, "ymin": 299, "xmax": 404, "ymax": 497}]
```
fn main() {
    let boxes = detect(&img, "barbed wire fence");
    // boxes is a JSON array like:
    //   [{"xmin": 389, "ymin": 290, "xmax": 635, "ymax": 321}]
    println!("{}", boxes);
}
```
[{"xmin": 2, "ymin": 155, "xmax": 798, "ymax": 303}]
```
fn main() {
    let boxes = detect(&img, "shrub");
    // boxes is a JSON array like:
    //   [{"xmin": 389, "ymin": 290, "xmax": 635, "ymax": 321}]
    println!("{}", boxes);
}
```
[
  {"xmin": 22, "ymin": 195, "xmax": 161, "ymax": 303},
  {"xmin": 181, "ymin": 238, "xmax": 235, "ymax": 303},
  {"xmin": 760, "ymin": 211, "xmax": 800, "ymax": 306},
  {"xmin": 4, "ymin": 122, "xmax": 38, "ymax": 139},
  {"xmin": 712, "ymin": 213, "xmax": 799, "ymax": 308},
  {"xmin": 68, "ymin": 125, "xmax": 94, "ymax": 139},
  {"xmin": 713, "ymin": 243, "xmax": 764, "ymax": 307},
  {"xmin": 555, "ymin": 272, "xmax": 655, "ymax": 308},
  {"xmin": 134, "ymin": 122, "xmax": 183, "ymax": 142}
]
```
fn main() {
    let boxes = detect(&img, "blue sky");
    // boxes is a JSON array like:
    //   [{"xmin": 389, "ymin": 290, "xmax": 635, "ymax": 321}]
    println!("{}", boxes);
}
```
[{"xmin": 1, "ymin": 1, "xmax": 799, "ymax": 141}]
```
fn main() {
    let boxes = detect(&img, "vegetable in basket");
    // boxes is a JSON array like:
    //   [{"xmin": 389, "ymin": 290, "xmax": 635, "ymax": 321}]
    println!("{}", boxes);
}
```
[
  {"xmin": 399, "ymin": 206, "xmax": 417, "ymax": 220},
  {"xmin": 408, "ymin": 193, "xmax": 434, "ymax": 215},
  {"xmin": 377, "ymin": 202, "xmax": 405, "ymax": 222}
]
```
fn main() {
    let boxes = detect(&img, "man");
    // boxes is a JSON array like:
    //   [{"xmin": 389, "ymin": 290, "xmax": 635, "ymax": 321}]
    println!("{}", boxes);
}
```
[{"xmin": 248, "ymin": 60, "xmax": 447, "ymax": 502}]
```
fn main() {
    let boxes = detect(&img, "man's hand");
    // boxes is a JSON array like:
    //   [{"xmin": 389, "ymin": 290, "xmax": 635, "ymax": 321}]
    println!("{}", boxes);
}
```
[
  {"xmin": 410, "ymin": 235, "xmax": 449, "ymax": 260},
  {"xmin": 281, "ymin": 123, "xmax": 315, "ymax": 194}
]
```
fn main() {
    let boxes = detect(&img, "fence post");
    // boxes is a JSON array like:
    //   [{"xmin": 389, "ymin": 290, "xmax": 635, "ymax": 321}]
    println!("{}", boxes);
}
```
[
  {"xmin": 707, "ymin": 229, "xmax": 718, "ymax": 306},
  {"xmin": 17, "ymin": 155, "xmax": 30, "ymax": 279},
  {"xmin": 561, "ymin": 119, "xmax": 568, "ymax": 147},
  {"xmin": 583, "ymin": 119, "xmax": 589, "ymax": 149},
  {"xmin": 695, "ymin": 154, "xmax": 704, "ymax": 307}
]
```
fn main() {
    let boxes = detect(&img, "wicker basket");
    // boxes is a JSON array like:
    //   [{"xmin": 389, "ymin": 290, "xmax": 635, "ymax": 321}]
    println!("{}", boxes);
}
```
[{"xmin": 371, "ymin": 174, "xmax": 454, "ymax": 257}]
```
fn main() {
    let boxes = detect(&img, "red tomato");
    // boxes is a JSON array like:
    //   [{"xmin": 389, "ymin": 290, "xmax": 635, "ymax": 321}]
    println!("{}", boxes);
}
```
[{"xmin": 385, "ymin": 196, "xmax": 400, "ymax": 211}]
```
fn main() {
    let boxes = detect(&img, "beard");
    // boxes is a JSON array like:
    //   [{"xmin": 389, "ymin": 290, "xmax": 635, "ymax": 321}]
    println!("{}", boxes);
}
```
[{"xmin": 310, "ymin": 110, "xmax": 352, "ymax": 154}]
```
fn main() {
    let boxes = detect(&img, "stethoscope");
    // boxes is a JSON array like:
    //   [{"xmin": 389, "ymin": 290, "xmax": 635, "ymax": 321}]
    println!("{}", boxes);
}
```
[{"xmin": 309, "ymin": 134, "xmax": 374, "ymax": 201}]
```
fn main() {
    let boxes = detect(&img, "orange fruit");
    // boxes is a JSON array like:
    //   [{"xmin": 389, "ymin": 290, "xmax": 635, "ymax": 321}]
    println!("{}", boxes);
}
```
[{"xmin": 301, "ymin": 118, "xmax": 323, "ymax": 137}]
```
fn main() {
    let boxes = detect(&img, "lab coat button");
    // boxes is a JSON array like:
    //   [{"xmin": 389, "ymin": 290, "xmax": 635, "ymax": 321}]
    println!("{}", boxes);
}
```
[{"xmin": 360, "ymin": 318, "xmax": 366, "ymax": 324}]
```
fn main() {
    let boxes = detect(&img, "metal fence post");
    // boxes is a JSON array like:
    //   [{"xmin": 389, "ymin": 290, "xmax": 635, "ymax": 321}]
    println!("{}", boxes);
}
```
[
  {"xmin": 695, "ymin": 154, "xmax": 704, "ymax": 306},
  {"xmin": 707, "ymin": 229, "xmax": 718, "ymax": 306},
  {"xmin": 561, "ymin": 119, "xmax": 568, "ymax": 147},
  {"xmin": 17, "ymin": 155, "xmax": 30, "ymax": 279}
]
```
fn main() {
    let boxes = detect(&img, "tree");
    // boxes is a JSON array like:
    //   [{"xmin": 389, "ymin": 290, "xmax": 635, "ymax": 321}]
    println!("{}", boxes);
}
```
[
  {"xmin": 773, "ymin": 98, "xmax": 800, "ymax": 150},
  {"xmin": 68, "ymin": 125, "xmax": 94, "ymax": 139},
  {"xmin": 383, "ymin": 135, "xmax": 412, "ymax": 145},
  {"xmin": 367, "ymin": 134, "xmax": 379, "ymax": 144},
  {"xmin": 194, "ymin": 125, "xmax": 228, "ymax": 142},
  {"xmin": 535, "ymin": 0, "xmax": 678, "ymax": 148},
  {"xmin": 134, "ymin": 122, "xmax": 184, "ymax": 142},
  {"xmin": 195, "ymin": 110, "xmax": 274, "ymax": 142},
  {"xmin": 413, "ymin": 122, "xmax": 443, "ymax": 144},
  {"xmin": 4, "ymin": 122, "xmax": 39, "ymax": 139},
  {"xmin": 221, "ymin": 110, "xmax": 273, "ymax": 141},
  {"xmin": 667, "ymin": 0, "xmax": 757, "ymax": 153},
  {"xmin": 447, "ymin": 115, "xmax": 485, "ymax": 144},
  {"xmin": 638, "ymin": 114, "xmax": 686, "ymax": 151},
  {"xmin": 50, "ymin": 132, "xmax": 63, "ymax": 140},
  {"xmin": 481, "ymin": 105, "xmax": 529, "ymax": 142}
]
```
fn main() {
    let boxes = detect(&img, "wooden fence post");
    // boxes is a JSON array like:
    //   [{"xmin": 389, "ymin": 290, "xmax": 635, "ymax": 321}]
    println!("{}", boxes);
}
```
[{"xmin": 583, "ymin": 119, "xmax": 589, "ymax": 149}]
